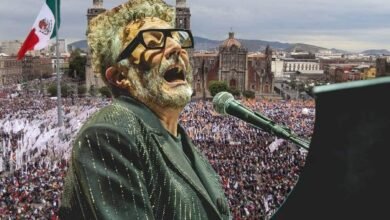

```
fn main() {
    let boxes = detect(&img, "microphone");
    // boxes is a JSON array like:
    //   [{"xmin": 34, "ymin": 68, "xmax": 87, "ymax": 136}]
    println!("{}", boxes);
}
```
[{"xmin": 212, "ymin": 92, "xmax": 310, "ymax": 150}]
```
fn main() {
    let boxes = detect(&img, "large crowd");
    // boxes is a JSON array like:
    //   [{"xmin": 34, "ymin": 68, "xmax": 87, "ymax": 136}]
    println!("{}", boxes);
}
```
[
  {"xmin": 0, "ymin": 87, "xmax": 315, "ymax": 219},
  {"xmin": 0, "ymin": 159, "xmax": 66, "ymax": 219},
  {"xmin": 181, "ymin": 100, "xmax": 314, "ymax": 219}
]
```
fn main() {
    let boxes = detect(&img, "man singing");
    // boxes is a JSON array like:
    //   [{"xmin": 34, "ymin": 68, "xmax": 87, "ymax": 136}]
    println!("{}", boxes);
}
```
[{"xmin": 59, "ymin": 0, "xmax": 230, "ymax": 219}]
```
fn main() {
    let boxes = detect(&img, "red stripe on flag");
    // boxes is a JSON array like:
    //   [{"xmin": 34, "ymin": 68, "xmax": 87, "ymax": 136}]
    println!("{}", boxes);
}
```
[{"xmin": 17, "ymin": 28, "xmax": 39, "ymax": 60}]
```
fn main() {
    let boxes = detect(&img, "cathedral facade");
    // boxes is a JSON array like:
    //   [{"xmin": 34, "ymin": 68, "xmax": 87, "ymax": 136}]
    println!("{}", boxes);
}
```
[{"xmin": 192, "ymin": 33, "xmax": 274, "ymax": 98}]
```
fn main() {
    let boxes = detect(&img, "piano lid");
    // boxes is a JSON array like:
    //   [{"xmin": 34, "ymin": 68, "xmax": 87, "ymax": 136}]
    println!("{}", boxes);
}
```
[{"xmin": 271, "ymin": 77, "xmax": 390, "ymax": 220}]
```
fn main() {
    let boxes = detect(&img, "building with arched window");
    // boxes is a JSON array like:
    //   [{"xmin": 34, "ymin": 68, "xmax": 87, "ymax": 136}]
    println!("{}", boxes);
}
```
[{"xmin": 192, "ymin": 32, "xmax": 274, "ymax": 98}]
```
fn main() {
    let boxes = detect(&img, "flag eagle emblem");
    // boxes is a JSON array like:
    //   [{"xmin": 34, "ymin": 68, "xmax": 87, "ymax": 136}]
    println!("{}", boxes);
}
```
[{"xmin": 38, "ymin": 18, "xmax": 52, "ymax": 35}]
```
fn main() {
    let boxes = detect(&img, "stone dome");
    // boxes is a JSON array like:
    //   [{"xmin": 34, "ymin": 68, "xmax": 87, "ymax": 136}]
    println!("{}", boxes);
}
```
[{"xmin": 221, "ymin": 32, "xmax": 241, "ymax": 48}]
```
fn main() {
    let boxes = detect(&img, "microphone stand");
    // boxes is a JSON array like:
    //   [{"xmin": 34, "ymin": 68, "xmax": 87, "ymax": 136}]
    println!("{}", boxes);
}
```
[
  {"xmin": 253, "ymin": 111, "xmax": 310, "ymax": 150},
  {"xmin": 213, "ymin": 91, "xmax": 310, "ymax": 150}
]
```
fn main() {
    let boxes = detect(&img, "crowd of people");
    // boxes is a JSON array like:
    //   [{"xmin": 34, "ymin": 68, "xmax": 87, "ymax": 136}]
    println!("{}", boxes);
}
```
[
  {"xmin": 1, "ymin": 92, "xmax": 108, "ymax": 172},
  {"xmin": 0, "ymin": 158, "xmax": 67, "ymax": 219},
  {"xmin": 0, "ymin": 90, "xmax": 315, "ymax": 219},
  {"xmin": 181, "ymin": 100, "xmax": 314, "ymax": 219},
  {"xmin": 0, "ymin": 89, "xmax": 109, "ymax": 219}
]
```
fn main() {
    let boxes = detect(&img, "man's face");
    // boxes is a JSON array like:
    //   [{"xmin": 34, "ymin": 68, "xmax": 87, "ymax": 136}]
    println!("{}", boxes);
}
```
[{"xmin": 123, "ymin": 17, "xmax": 193, "ymax": 109}]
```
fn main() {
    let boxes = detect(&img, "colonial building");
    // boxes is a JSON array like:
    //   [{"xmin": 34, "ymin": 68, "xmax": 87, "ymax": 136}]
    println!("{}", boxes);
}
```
[
  {"xmin": 192, "ymin": 32, "xmax": 274, "ymax": 98},
  {"xmin": 22, "ymin": 56, "xmax": 53, "ymax": 81},
  {"xmin": 326, "ymin": 63, "xmax": 377, "ymax": 83},
  {"xmin": 283, "ymin": 58, "xmax": 320, "ymax": 73},
  {"xmin": 0, "ymin": 55, "xmax": 22, "ymax": 86},
  {"xmin": 323, "ymin": 57, "xmax": 376, "ymax": 83},
  {"xmin": 353, "ymin": 65, "xmax": 376, "ymax": 80},
  {"xmin": 0, "ymin": 55, "xmax": 53, "ymax": 87},
  {"xmin": 0, "ymin": 41, "xmax": 22, "ymax": 56},
  {"xmin": 376, "ymin": 57, "xmax": 390, "ymax": 77},
  {"xmin": 253, "ymin": 45, "xmax": 274, "ymax": 94},
  {"xmin": 219, "ymin": 32, "xmax": 248, "ymax": 91},
  {"xmin": 0, "ymin": 40, "xmax": 52, "ymax": 57},
  {"xmin": 281, "ymin": 58, "xmax": 324, "ymax": 83}
]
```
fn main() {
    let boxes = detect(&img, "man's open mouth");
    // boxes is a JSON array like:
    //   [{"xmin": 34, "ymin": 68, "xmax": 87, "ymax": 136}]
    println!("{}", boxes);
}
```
[{"xmin": 163, "ymin": 67, "xmax": 186, "ymax": 83}]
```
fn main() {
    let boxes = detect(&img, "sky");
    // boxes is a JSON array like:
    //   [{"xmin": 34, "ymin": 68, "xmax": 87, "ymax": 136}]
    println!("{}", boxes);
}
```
[{"xmin": 1, "ymin": 0, "xmax": 389, "ymax": 52}]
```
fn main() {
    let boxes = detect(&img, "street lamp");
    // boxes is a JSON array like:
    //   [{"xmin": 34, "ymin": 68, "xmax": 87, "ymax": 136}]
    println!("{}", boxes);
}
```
[{"xmin": 93, "ymin": 74, "xmax": 98, "ymax": 97}]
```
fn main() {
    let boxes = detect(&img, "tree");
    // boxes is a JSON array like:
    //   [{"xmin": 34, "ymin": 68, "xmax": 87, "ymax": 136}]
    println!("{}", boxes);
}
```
[
  {"xmin": 68, "ymin": 49, "xmax": 87, "ymax": 81},
  {"xmin": 47, "ymin": 84, "xmax": 57, "ymax": 97},
  {"xmin": 99, "ymin": 86, "xmax": 112, "ymax": 98},
  {"xmin": 78, "ymin": 85, "xmax": 87, "ymax": 96},
  {"xmin": 297, "ymin": 82, "xmax": 305, "ymax": 92},
  {"xmin": 290, "ymin": 80, "xmax": 297, "ymax": 90},
  {"xmin": 208, "ymin": 80, "xmax": 229, "ymax": 96},
  {"xmin": 47, "ymin": 83, "xmax": 71, "ymax": 97},
  {"xmin": 243, "ymin": 90, "xmax": 255, "ymax": 99},
  {"xmin": 228, "ymin": 87, "xmax": 241, "ymax": 97}
]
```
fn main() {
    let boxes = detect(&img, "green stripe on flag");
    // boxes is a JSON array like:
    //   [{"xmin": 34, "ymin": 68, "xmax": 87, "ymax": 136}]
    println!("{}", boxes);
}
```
[{"xmin": 46, "ymin": 0, "xmax": 61, "ymax": 38}]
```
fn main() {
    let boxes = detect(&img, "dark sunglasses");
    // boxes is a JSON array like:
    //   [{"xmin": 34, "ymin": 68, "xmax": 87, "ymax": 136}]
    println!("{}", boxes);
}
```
[{"xmin": 116, "ymin": 28, "xmax": 194, "ymax": 62}]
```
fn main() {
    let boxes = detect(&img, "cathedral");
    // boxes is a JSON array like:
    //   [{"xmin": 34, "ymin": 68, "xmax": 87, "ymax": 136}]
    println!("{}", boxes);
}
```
[
  {"xmin": 192, "ymin": 33, "xmax": 274, "ymax": 98},
  {"xmin": 85, "ymin": 0, "xmax": 274, "ymax": 98}
]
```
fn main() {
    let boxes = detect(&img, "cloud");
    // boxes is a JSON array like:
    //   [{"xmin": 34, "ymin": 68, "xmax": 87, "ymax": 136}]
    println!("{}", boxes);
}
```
[
  {"xmin": 1, "ymin": 0, "xmax": 389, "ymax": 52},
  {"xmin": 278, "ymin": 28, "xmax": 390, "ymax": 52}
]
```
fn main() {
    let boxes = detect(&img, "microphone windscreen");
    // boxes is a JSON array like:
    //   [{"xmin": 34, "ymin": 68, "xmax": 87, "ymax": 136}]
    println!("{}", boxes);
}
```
[{"xmin": 212, "ymin": 92, "xmax": 234, "ymax": 115}]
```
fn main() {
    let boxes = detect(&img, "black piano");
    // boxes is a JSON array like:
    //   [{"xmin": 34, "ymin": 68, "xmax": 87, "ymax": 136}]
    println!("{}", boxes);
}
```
[{"xmin": 272, "ymin": 77, "xmax": 390, "ymax": 220}]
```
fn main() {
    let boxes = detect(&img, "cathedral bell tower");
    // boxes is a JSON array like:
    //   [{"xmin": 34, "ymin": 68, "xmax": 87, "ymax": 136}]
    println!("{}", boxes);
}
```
[
  {"xmin": 87, "ymin": 0, "xmax": 106, "ymax": 25},
  {"xmin": 175, "ymin": 0, "xmax": 194, "ymax": 92},
  {"xmin": 175, "ymin": 0, "xmax": 191, "ymax": 29}
]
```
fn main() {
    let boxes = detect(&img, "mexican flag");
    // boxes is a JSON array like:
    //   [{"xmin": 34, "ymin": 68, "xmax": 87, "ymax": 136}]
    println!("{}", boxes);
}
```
[{"xmin": 17, "ymin": 0, "xmax": 61, "ymax": 60}]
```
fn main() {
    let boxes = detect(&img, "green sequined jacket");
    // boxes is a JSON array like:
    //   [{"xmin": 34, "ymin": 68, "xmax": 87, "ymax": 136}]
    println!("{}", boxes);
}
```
[{"xmin": 59, "ymin": 96, "xmax": 231, "ymax": 220}]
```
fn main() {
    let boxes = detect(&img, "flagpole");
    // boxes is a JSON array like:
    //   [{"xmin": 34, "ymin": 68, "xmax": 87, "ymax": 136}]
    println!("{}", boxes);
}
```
[{"xmin": 55, "ymin": 0, "xmax": 63, "ymax": 126}]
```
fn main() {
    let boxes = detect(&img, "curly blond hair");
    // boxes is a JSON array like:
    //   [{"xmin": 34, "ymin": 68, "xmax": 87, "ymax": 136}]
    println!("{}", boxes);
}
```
[{"xmin": 88, "ymin": 0, "xmax": 175, "ymax": 85}]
